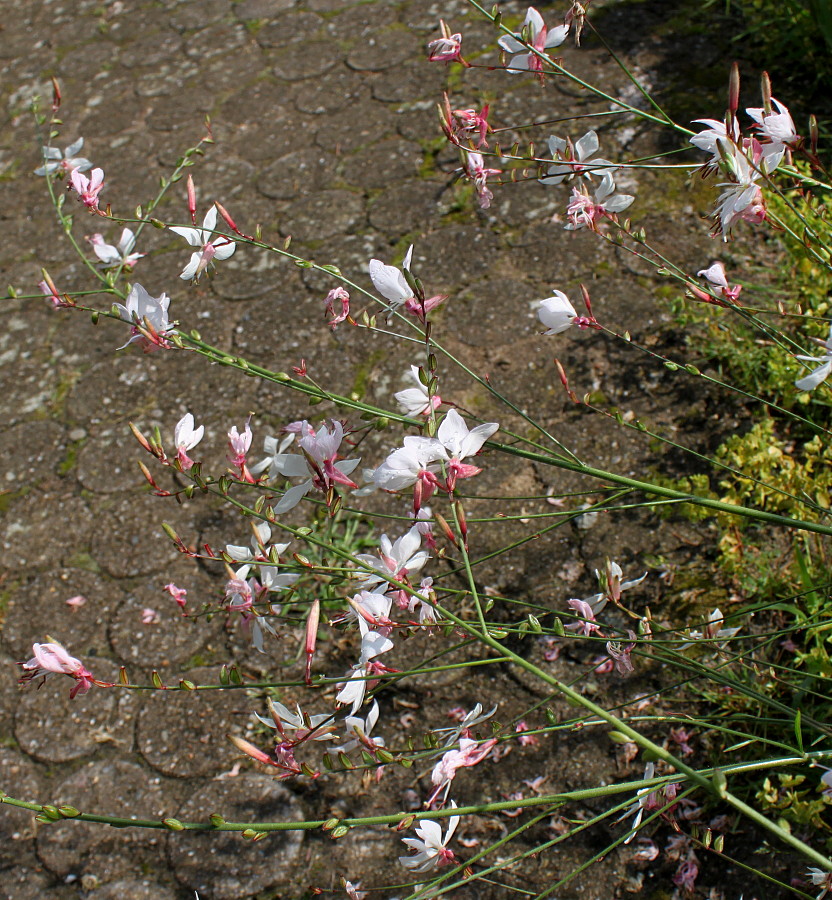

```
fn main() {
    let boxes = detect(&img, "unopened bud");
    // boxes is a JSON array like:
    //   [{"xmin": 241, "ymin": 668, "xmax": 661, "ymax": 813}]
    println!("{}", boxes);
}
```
[
  {"xmin": 163, "ymin": 817, "xmax": 186, "ymax": 831},
  {"xmin": 228, "ymin": 734, "xmax": 273, "ymax": 766},
  {"xmin": 728, "ymin": 62, "xmax": 740, "ymax": 115},
  {"xmin": 215, "ymin": 201, "xmax": 241, "ymax": 236},
  {"xmin": 186, "ymin": 174, "xmax": 197, "ymax": 222},
  {"xmin": 433, "ymin": 512, "xmax": 459, "ymax": 548},
  {"xmin": 51, "ymin": 76, "xmax": 62, "ymax": 112},
  {"xmin": 760, "ymin": 71, "xmax": 771, "ymax": 114}
]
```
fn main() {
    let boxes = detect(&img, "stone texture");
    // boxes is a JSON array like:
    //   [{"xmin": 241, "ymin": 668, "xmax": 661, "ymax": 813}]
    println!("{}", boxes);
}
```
[{"xmin": 168, "ymin": 776, "xmax": 305, "ymax": 899}]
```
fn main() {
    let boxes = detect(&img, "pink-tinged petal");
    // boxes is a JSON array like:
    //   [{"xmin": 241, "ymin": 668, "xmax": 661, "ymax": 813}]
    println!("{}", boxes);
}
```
[
  {"xmin": 544, "ymin": 22, "xmax": 570, "ymax": 47},
  {"xmin": 212, "ymin": 241, "xmax": 236, "ymax": 261}
]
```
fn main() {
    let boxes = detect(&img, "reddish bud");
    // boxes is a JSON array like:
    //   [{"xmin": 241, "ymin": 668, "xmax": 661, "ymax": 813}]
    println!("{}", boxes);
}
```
[
  {"xmin": 215, "ymin": 201, "xmax": 243, "ymax": 236},
  {"xmin": 51, "ymin": 77, "xmax": 62, "ymax": 112},
  {"xmin": 186, "ymin": 174, "xmax": 196, "ymax": 223},
  {"xmin": 305, "ymin": 598, "xmax": 320, "ymax": 685},
  {"xmin": 228, "ymin": 734, "xmax": 273, "ymax": 767},
  {"xmin": 760, "ymin": 71, "xmax": 772, "ymax": 114},
  {"xmin": 728, "ymin": 62, "xmax": 740, "ymax": 116}
]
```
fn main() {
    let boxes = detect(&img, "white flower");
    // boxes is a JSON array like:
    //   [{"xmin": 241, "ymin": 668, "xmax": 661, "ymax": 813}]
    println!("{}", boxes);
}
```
[
  {"xmin": 436, "ymin": 703, "xmax": 498, "ymax": 746},
  {"xmin": 333, "ymin": 700, "xmax": 384, "ymax": 754},
  {"xmin": 746, "ymin": 97, "xmax": 798, "ymax": 147},
  {"xmin": 689, "ymin": 117, "xmax": 740, "ymax": 163},
  {"xmin": 396, "ymin": 365, "xmax": 440, "ymax": 417},
  {"xmin": 249, "ymin": 432, "xmax": 299, "ymax": 477},
  {"xmin": 88, "ymin": 228, "xmax": 144, "ymax": 270},
  {"xmin": 368, "ymin": 245, "xmax": 414, "ymax": 310},
  {"xmin": 113, "ymin": 283, "xmax": 172, "ymax": 349},
  {"xmin": 34, "ymin": 137, "xmax": 92, "ymax": 177},
  {"xmin": 436, "ymin": 408, "xmax": 499, "ymax": 460},
  {"xmin": 399, "ymin": 802, "xmax": 460, "ymax": 872},
  {"xmin": 355, "ymin": 526, "xmax": 430, "ymax": 590},
  {"xmin": 372, "ymin": 436, "xmax": 445, "ymax": 492},
  {"xmin": 540, "ymin": 131, "xmax": 616, "ymax": 185},
  {"xmin": 254, "ymin": 699, "xmax": 337, "ymax": 742},
  {"xmin": 533, "ymin": 290, "xmax": 577, "ymax": 334},
  {"xmin": 336, "ymin": 627, "xmax": 394, "ymax": 714},
  {"xmin": 498, "ymin": 7, "xmax": 569, "ymax": 73},
  {"xmin": 170, "ymin": 206, "xmax": 236, "ymax": 282},
  {"xmin": 173, "ymin": 412, "xmax": 204, "ymax": 470},
  {"xmin": 257, "ymin": 421, "xmax": 360, "ymax": 514},
  {"xmin": 806, "ymin": 866, "xmax": 832, "ymax": 899},
  {"xmin": 795, "ymin": 325, "xmax": 832, "ymax": 392}
]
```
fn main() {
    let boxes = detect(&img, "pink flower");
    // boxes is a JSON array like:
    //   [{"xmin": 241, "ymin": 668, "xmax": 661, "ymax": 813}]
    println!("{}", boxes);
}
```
[
  {"xmin": 697, "ymin": 261, "xmax": 742, "ymax": 303},
  {"xmin": 164, "ymin": 582, "xmax": 188, "ymax": 610},
  {"xmin": 88, "ymin": 228, "xmax": 144, "ymax": 270},
  {"xmin": 498, "ymin": 7, "xmax": 569, "ymax": 75},
  {"xmin": 324, "ymin": 287, "xmax": 350, "ymax": 329},
  {"xmin": 113, "ymin": 283, "xmax": 173, "ymax": 351},
  {"xmin": 38, "ymin": 276, "xmax": 72, "ymax": 309},
  {"xmin": 399, "ymin": 803, "xmax": 460, "ymax": 872},
  {"xmin": 441, "ymin": 96, "xmax": 492, "ymax": 148},
  {"xmin": 65, "ymin": 595, "xmax": 87, "ymax": 608},
  {"xmin": 19, "ymin": 641, "xmax": 99, "ymax": 699},
  {"xmin": 429, "ymin": 738, "xmax": 497, "ymax": 805},
  {"xmin": 141, "ymin": 607, "xmax": 160, "ymax": 624},
  {"xmin": 515, "ymin": 721, "xmax": 539, "ymax": 746},
  {"xmin": 70, "ymin": 167, "xmax": 105, "ymax": 211},
  {"xmin": 566, "ymin": 598, "xmax": 599, "ymax": 636},
  {"xmin": 174, "ymin": 412, "xmax": 204, "ymax": 471},
  {"xmin": 606, "ymin": 632, "xmax": 637, "ymax": 675},
  {"xmin": 464, "ymin": 151, "xmax": 501, "ymax": 209},
  {"xmin": 428, "ymin": 20, "xmax": 466, "ymax": 64},
  {"xmin": 228, "ymin": 417, "xmax": 253, "ymax": 472},
  {"xmin": 170, "ymin": 206, "xmax": 236, "ymax": 282},
  {"xmin": 565, "ymin": 173, "xmax": 634, "ymax": 231},
  {"xmin": 395, "ymin": 365, "xmax": 441, "ymax": 417},
  {"xmin": 34, "ymin": 137, "xmax": 92, "ymax": 177}
]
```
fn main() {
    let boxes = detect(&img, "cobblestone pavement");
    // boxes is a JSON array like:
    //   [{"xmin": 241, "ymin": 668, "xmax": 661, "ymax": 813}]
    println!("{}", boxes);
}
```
[{"xmin": 0, "ymin": 1, "xmax": 726, "ymax": 897}]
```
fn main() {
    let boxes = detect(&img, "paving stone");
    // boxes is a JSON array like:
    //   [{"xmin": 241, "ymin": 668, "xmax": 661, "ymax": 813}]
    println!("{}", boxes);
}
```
[
  {"xmin": 271, "ymin": 41, "xmax": 340, "ymax": 81},
  {"xmin": 234, "ymin": 0, "xmax": 297, "ymax": 18},
  {"xmin": 410, "ymin": 223, "xmax": 499, "ymax": 292},
  {"xmin": 168, "ymin": 0, "xmax": 233, "ymax": 33},
  {"xmin": 137, "ymin": 666, "xmax": 247, "ymax": 777},
  {"xmin": 368, "ymin": 178, "xmax": 446, "ymax": 236},
  {"xmin": 16, "ymin": 660, "xmax": 136, "ymax": 764},
  {"xmin": 90, "ymin": 493, "xmax": 197, "ymax": 580},
  {"xmin": 280, "ymin": 189, "xmax": 366, "ymax": 243},
  {"xmin": 256, "ymin": 147, "xmax": 336, "ymax": 200},
  {"xmin": 85, "ymin": 878, "xmax": 180, "ymax": 900},
  {"xmin": 339, "ymin": 136, "xmax": 423, "ymax": 191},
  {"xmin": 2, "ymin": 568, "xmax": 119, "ymax": 661},
  {"xmin": 346, "ymin": 26, "xmax": 416, "ymax": 72},
  {"xmin": 64, "ymin": 354, "xmax": 167, "ymax": 428},
  {"xmin": 2, "ymin": 865, "xmax": 73, "ymax": 900},
  {"xmin": 294, "ymin": 66, "xmax": 371, "ymax": 115},
  {"xmin": 2, "ymin": 491, "xmax": 94, "ymax": 570},
  {"xmin": 256, "ymin": 11, "xmax": 327, "ymax": 48},
  {"xmin": 0, "ymin": 748, "xmax": 42, "ymax": 868},
  {"xmin": 0, "ymin": 421, "xmax": 66, "ymax": 489},
  {"xmin": 168, "ymin": 775, "xmax": 305, "ymax": 899},
  {"xmin": 313, "ymin": 98, "xmax": 397, "ymax": 148},
  {"xmin": 108, "ymin": 562, "xmax": 224, "ymax": 670},
  {"xmin": 36, "ymin": 760, "xmax": 172, "ymax": 879}
]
